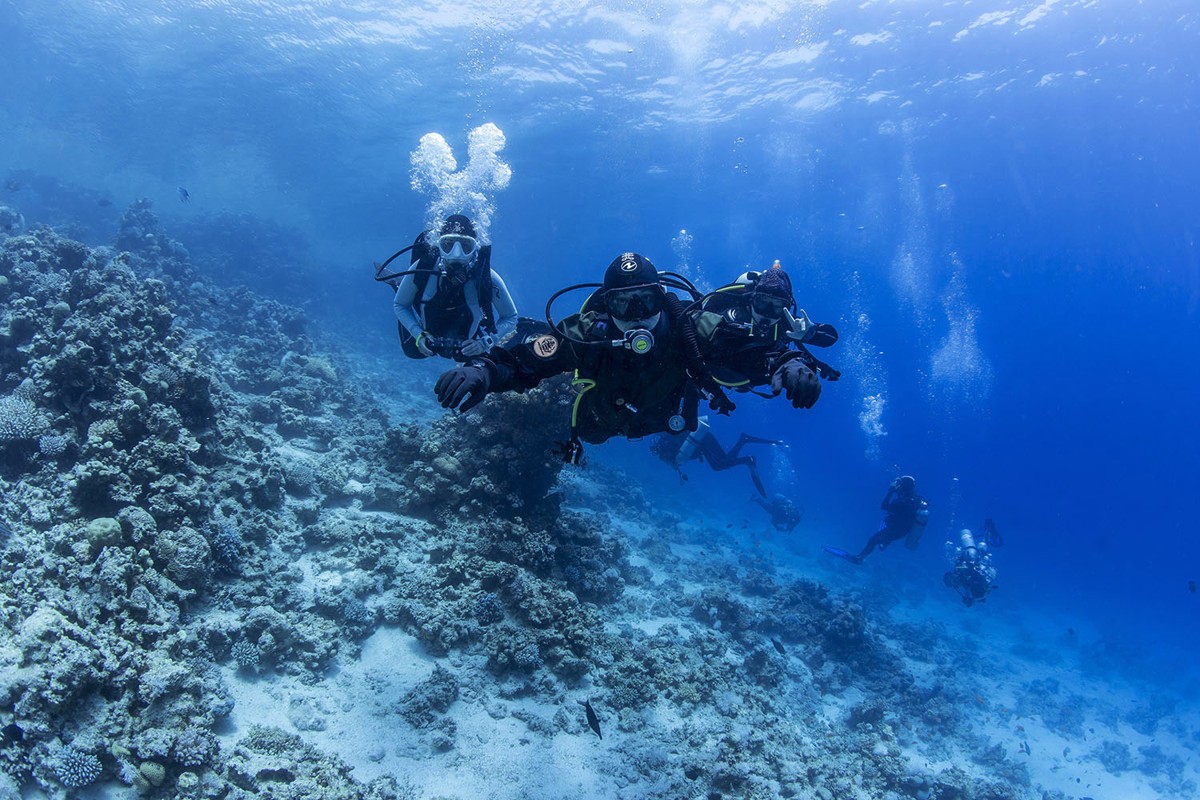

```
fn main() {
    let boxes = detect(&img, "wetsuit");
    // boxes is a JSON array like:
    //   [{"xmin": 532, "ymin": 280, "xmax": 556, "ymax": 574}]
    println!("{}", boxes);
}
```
[
  {"xmin": 394, "ymin": 262, "xmax": 517, "ymax": 359},
  {"xmin": 853, "ymin": 489, "xmax": 925, "ymax": 561}
]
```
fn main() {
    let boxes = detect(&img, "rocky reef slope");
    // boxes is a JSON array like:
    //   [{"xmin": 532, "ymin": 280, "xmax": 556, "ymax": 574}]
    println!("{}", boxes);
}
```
[{"xmin": 0, "ymin": 204, "xmax": 1110, "ymax": 800}]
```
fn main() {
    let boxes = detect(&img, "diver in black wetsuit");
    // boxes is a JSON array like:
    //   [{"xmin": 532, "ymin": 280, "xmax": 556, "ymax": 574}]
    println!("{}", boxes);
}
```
[
  {"xmin": 650, "ymin": 417, "xmax": 779, "ymax": 497},
  {"xmin": 753, "ymin": 493, "xmax": 804, "ymax": 533},
  {"xmin": 825, "ymin": 475, "xmax": 929, "ymax": 564}
]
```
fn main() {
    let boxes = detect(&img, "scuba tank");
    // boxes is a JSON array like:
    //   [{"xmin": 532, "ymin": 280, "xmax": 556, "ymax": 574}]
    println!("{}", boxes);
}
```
[{"xmin": 905, "ymin": 498, "xmax": 931, "ymax": 551}]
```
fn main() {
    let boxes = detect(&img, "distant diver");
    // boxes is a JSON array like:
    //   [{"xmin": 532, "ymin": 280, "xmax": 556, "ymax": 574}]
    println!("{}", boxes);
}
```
[
  {"xmin": 649, "ymin": 417, "xmax": 777, "ymax": 497},
  {"xmin": 753, "ymin": 493, "xmax": 804, "ymax": 533},
  {"xmin": 825, "ymin": 475, "xmax": 929, "ymax": 564},
  {"xmin": 177, "ymin": 186, "xmax": 190, "ymax": 202},
  {"xmin": 943, "ymin": 528, "xmax": 997, "ymax": 607},
  {"xmin": 376, "ymin": 213, "xmax": 517, "ymax": 362}
]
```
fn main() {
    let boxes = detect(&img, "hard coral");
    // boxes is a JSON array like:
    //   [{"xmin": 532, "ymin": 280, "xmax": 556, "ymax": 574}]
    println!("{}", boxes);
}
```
[{"xmin": 54, "ymin": 746, "xmax": 102, "ymax": 788}]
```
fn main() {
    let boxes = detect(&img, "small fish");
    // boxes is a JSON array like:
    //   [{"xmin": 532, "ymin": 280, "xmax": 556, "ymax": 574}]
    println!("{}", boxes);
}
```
[
  {"xmin": 0, "ymin": 723, "xmax": 21, "ymax": 742},
  {"xmin": 1066, "ymin": 628, "xmax": 1076, "ymax": 637},
  {"xmin": 582, "ymin": 700, "xmax": 601, "ymax": 740},
  {"xmin": 771, "ymin": 638, "xmax": 786, "ymax": 656},
  {"xmin": 725, "ymin": 523, "xmax": 732, "ymax": 528},
  {"xmin": 4, "ymin": 179, "xmax": 21, "ymax": 192},
  {"xmin": 1189, "ymin": 580, "xmax": 1196, "ymax": 593},
  {"xmin": 178, "ymin": 186, "xmax": 191, "ymax": 202},
  {"xmin": 97, "ymin": 197, "xmax": 113, "ymax": 207},
  {"xmin": 1020, "ymin": 741, "xmax": 1031, "ymax": 756}
]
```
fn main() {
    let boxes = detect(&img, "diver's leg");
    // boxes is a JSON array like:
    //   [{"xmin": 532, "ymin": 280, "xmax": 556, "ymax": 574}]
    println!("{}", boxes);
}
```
[
  {"xmin": 853, "ymin": 525, "xmax": 890, "ymax": 561},
  {"xmin": 696, "ymin": 433, "xmax": 732, "ymax": 469},
  {"xmin": 729, "ymin": 433, "xmax": 781, "ymax": 459},
  {"xmin": 745, "ymin": 458, "xmax": 768, "ymax": 498}
]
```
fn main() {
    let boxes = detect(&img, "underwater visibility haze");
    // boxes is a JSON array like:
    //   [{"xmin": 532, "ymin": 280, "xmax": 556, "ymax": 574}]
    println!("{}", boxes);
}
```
[{"xmin": 1, "ymin": 1, "xmax": 1199, "ymax": 798}]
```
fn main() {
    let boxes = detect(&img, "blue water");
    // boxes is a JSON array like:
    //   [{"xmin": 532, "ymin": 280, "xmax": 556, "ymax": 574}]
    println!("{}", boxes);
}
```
[{"xmin": 3, "ymin": 0, "xmax": 1198, "ymax": 691}]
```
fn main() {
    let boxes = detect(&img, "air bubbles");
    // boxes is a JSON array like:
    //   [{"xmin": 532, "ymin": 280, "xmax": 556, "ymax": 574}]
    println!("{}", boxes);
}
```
[{"xmin": 409, "ymin": 123, "xmax": 512, "ymax": 241}]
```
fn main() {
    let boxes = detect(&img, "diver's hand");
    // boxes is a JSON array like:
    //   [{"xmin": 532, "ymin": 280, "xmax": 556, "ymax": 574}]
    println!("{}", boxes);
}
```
[
  {"xmin": 416, "ymin": 332, "xmax": 435, "ymax": 358},
  {"xmin": 434, "ymin": 365, "xmax": 491, "ymax": 412},
  {"xmin": 458, "ymin": 338, "xmax": 488, "ymax": 358},
  {"xmin": 770, "ymin": 360, "xmax": 820, "ymax": 409}
]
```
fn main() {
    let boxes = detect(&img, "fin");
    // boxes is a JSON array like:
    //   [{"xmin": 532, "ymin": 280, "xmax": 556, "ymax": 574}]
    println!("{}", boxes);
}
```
[{"xmin": 823, "ymin": 546, "xmax": 861, "ymax": 564}]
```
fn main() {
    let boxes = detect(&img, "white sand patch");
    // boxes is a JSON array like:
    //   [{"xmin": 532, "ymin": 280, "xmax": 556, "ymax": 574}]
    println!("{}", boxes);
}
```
[{"xmin": 220, "ymin": 627, "xmax": 623, "ymax": 798}]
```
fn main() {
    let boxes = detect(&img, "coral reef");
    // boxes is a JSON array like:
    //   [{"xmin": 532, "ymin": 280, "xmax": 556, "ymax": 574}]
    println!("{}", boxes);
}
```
[{"xmin": 2, "ymin": 204, "xmax": 1185, "ymax": 800}]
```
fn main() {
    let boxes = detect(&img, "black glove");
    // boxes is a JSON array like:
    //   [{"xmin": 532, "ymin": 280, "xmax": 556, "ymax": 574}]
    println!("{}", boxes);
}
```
[
  {"xmin": 434, "ymin": 364, "xmax": 491, "ymax": 412},
  {"xmin": 770, "ymin": 360, "xmax": 820, "ymax": 409}
]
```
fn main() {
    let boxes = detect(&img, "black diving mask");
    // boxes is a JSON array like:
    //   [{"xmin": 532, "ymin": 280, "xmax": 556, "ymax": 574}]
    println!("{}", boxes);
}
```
[
  {"xmin": 751, "ymin": 293, "xmax": 789, "ymax": 319},
  {"xmin": 606, "ymin": 285, "xmax": 662, "ymax": 319}
]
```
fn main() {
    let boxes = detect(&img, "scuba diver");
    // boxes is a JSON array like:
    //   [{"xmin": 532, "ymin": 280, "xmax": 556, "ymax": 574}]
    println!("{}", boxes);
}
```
[
  {"xmin": 650, "ymin": 417, "xmax": 780, "ymax": 497},
  {"xmin": 824, "ymin": 475, "xmax": 930, "ymax": 564},
  {"xmin": 752, "ymin": 493, "xmax": 804, "ymax": 533},
  {"xmin": 700, "ymin": 261, "xmax": 841, "ymax": 394},
  {"xmin": 434, "ymin": 252, "xmax": 822, "ymax": 462},
  {"xmin": 943, "ymin": 528, "xmax": 997, "ymax": 607},
  {"xmin": 375, "ymin": 214, "xmax": 518, "ymax": 360}
]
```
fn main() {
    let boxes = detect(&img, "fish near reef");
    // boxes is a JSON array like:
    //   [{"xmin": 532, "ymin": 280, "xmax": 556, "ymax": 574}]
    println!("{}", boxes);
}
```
[
  {"xmin": 178, "ymin": 186, "xmax": 190, "ymax": 202},
  {"xmin": 771, "ymin": 638, "xmax": 786, "ymax": 655},
  {"xmin": 582, "ymin": 700, "xmax": 602, "ymax": 740}
]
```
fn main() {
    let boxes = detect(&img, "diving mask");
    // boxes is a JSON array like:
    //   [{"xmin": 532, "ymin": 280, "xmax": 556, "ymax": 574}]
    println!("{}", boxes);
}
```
[
  {"xmin": 437, "ymin": 233, "xmax": 478, "ymax": 260},
  {"xmin": 606, "ymin": 285, "xmax": 663, "ymax": 321},
  {"xmin": 751, "ymin": 293, "xmax": 789, "ymax": 319}
]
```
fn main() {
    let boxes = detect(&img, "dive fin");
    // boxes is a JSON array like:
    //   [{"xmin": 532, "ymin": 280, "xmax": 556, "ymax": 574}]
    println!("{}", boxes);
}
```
[{"xmin": 823, "ymin": 546, "xmax": 861, "ymax": 564}]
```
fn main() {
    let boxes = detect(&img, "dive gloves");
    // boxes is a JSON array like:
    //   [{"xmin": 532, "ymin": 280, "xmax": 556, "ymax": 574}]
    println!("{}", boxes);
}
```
[
  {"xmin": 435, "ymin": 363, "xmax": 492, "ymax": 412},
  {"xmin": 770, "ymin": 359, "xmax": 821, "ymax": 409}
]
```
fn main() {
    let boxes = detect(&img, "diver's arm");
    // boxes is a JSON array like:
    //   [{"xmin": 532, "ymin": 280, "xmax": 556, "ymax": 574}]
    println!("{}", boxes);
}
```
[
  {"xmin": 478, "ymin": 321, "xmax": 581, "ymax": 393},
  {"xmin": 489, "ymin": 270, "xmax": 519, "ymax": 341},
  {"xmin": 393, "ymin": 273, "xmax": 426, "ymax": 340}
]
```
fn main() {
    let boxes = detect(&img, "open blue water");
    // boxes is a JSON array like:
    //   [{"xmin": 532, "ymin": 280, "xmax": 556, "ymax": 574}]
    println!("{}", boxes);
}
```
[{"xmin": 3, "ymin": 0, "xmax": 1198, "ymax": 703}]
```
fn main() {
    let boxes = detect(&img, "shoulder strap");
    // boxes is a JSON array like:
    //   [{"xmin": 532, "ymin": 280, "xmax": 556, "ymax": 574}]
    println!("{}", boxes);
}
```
[{"xmin": 475, "ymin": 245, "xmax": 496, "ymax": 332}]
